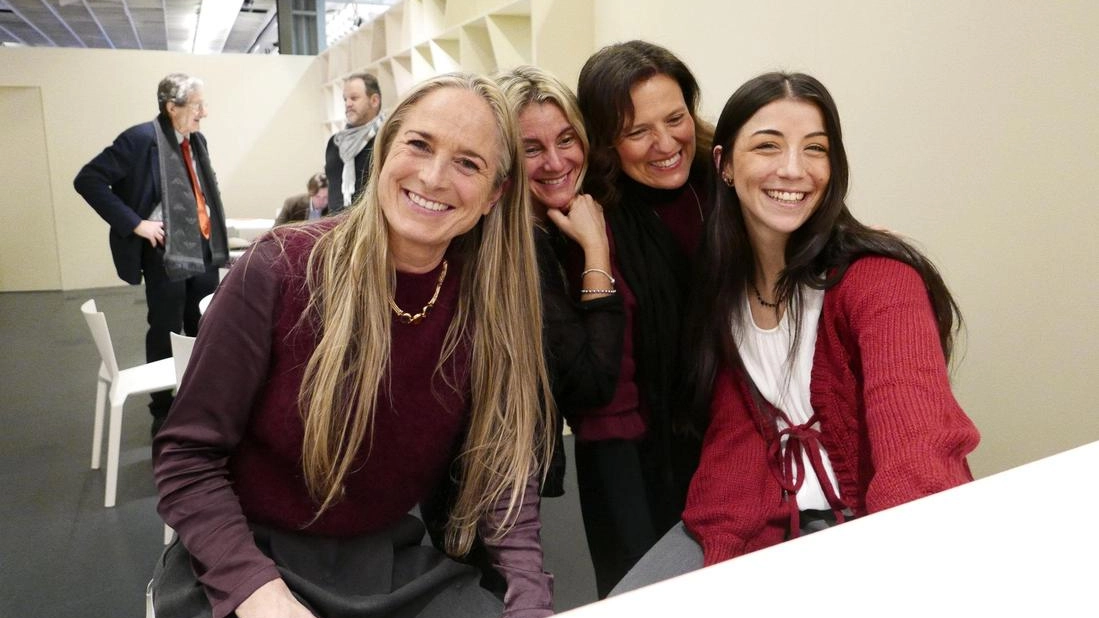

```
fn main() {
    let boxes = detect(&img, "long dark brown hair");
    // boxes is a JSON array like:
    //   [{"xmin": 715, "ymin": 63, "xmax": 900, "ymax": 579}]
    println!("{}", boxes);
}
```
[
  {"xmin": 685, "ymin": 71, "xmax": 963, "ymax": 427},
  {"xmin": 576, "ymin": 39, "xmax": 713, "ymax": 208}
]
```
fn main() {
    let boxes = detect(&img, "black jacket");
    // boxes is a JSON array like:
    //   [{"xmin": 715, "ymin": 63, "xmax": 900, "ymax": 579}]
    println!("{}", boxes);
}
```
[
  {"xmin": 324, "ymin": 135, "xmax": 375, "ymax": 213},
  {"xmin": 74, "ymin": 115, "xmax": 228, "ymax": 284}
]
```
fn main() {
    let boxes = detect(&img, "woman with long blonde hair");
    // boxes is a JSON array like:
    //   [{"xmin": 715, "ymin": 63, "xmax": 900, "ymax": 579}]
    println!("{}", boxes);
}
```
[
  {"xmin": 494, "ymin": 66, "xmax": 625, "ymax": 500},
  {"xmin": 152, "ymin": 73, "xmax": 555, "ymax": 618}
]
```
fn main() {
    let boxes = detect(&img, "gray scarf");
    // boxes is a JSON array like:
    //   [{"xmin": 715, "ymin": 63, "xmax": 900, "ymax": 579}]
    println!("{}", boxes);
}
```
[
  {"xmin": 332, "ymin": 112, "xmax": 385, "ymax": 206},
  {"xmin": 153, "ymin": 121, "xmax": 218, "ymax": 281}
]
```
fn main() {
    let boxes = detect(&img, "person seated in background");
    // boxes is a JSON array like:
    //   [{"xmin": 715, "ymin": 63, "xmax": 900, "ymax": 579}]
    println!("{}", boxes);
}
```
[
  {"xmin": 151, "ymin": 73, "xmax": 555, "ymax": 618},
  {"xmin": 610, "ymin": 71, "xmax": 980, "ymax": 594},
  {"xmin": 495, "ymin": 65, "xmax": 626, "ymax": 498},
  {"xmin": 275, "ymin": 172, "xmax": 329, "ymax": 225}
]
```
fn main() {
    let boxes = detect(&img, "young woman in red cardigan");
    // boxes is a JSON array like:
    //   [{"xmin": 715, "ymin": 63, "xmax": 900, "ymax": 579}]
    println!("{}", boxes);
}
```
[{"xmin": 611, "ymin": 71, "xmax": 980, "ymax": 593}]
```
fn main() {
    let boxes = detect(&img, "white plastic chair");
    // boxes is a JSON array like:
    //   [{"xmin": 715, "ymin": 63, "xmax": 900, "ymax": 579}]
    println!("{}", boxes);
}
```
[
  {"xmin": 169, "ymin": 331, "xmax": 196, "ymax": 386},
  {"xmin": 164, "ymin": 332, "xmax": 197, "ymax": 546},
  {"xmin": 145, "ymin": 578, "xmax": 155, "ymax": 618},
  {"xmin": 81, "ymin": 299, "xmax": 177, "ymax": 508},
  {"xmin": 146, "ymin": 334, "xmax": 197, "ymax": 612},
  {"xmin": 198, "ymin": 293, "xmax": 213, "ymax": 315}
]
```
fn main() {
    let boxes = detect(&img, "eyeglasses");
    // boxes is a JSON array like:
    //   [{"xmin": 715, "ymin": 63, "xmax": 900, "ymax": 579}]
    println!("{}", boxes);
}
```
[{"xmin": 178, "ymin": 101, "xmax": 207, "ymax": 112}]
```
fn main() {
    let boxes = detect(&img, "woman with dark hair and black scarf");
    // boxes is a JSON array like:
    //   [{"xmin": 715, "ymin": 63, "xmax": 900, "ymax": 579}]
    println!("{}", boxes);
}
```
[{"xmin": 571, "ymin": 39, "xmax": 713, "ymax": 597}]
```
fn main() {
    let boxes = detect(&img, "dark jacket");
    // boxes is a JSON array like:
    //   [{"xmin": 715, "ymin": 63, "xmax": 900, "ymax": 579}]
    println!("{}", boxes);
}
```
[
  {"xmin": 74, "ymin": 115, "xmax": 228, "ymax": 284},
  {"xmin": 275, "ymin": 193, "xmax": 328, "ymax": 226},
  {"xmin": 324, "ymin": 135, "xmax": 375, "ymax": 213},
  {"xmin": 535, "ymin": 226, "xmax": 626, "ymax": 495}
]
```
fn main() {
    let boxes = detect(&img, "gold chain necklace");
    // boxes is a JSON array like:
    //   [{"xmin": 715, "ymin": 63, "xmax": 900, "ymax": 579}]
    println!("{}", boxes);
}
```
[{"xmin": 389, "ymin": 260, "xmax": 448, "ymax": 325}]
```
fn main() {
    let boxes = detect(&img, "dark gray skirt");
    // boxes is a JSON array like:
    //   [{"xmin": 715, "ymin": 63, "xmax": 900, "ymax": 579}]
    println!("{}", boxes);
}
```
[{"xmin": 152, "ymin": 514, "xmax": 503, "ymax": 618}]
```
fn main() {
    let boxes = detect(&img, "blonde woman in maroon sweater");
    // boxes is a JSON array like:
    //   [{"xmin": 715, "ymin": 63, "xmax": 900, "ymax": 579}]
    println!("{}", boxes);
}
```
[
  {"xmin": 152, "ymin": 74, "xmax": 554, "ymax": 618},
  {"xmin": 610, "ymin": 72, "xmax": 980, "ymax": 593}
]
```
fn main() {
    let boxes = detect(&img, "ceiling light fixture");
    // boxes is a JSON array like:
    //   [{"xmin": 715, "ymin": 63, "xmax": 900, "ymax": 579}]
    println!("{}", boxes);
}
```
[
  {"xmin": 191, "ymin": 0, "xmax": 242, "ymax": 54},
  {"xmin": 325, "ymin": 2, "xmax": 395, "ymax": 48}
]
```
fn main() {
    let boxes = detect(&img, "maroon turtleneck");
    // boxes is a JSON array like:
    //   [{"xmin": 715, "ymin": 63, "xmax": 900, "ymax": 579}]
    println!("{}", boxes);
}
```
[{"xmin": 154, "ymin": 217, "xmax": 550, "ymax": 618}]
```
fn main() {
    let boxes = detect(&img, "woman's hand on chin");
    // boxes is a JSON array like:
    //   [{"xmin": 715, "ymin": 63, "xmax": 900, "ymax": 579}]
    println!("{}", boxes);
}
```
[
  {"xmin": 547, "ymin": 193, "xmax": 608, "ymax": 253},
  {"xmin": 235, "ymin": 578, "xmax": 318, "ymax": 618}
]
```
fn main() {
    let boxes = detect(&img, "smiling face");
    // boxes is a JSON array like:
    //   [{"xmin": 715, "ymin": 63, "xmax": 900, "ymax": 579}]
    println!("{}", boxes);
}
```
[
  {"xmin": 518, "ymin": 102, "xmax": 585, "ymax": 212},
  {"xmin": 166, "ymin": 86, "xmax": 206, "ymax": 136},
  {"xmin": 724, "ymin": 98, "xmax": 831, "ymax": 248},
  {"xmin": 378, "ymin": 87, "xmax": 504, "ymax": 270},
  {"xmin": 614, "ymin": 73, "xmax": 695, "ymax": 190}
]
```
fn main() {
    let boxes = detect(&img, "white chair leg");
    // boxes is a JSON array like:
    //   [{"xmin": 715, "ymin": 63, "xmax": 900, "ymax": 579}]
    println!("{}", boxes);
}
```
[
  {"xmin": 145, "ymin": 578, "xmax": 155, "ymax": 618},
  {"xmin": 164, "ymin": 524, "xmax": 174, "ymax": 545},
  {"xmin": 91, "ymin": 377, "xmax": 108, "ymax": 470},
  {"xmin": 105, "ymin": 398, "xmax": 124, "ymax": 508}
]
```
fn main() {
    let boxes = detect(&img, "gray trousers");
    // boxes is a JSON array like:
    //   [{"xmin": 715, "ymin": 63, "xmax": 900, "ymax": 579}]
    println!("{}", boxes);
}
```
[
  {"xmin": 608, "ymin": 522, "xmax": 702, "ymax": 596},
  {"xmin": 610, "ymin": 512, "xmax": 841, "ymax": 596}
]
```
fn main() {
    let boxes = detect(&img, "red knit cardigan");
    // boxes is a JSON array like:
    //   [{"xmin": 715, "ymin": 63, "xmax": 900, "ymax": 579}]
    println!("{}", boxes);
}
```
[{"xmin": 683, "ymin": 256, "xmax": 980, "ymax": 565}]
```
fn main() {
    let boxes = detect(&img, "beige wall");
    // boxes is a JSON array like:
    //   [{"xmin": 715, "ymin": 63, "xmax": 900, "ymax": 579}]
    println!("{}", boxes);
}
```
[
  {"xmin": 0, "ymin": 86, "xmax": 60, "ymax": 290},
  {"xmin": 1, "ymin": 1, "xmax": 1095, "ymax": 479},
  {"xmin": 0, "ymin": 47, "xmax": 327, "ymax": 291},
  {"xmin": 592, "ymin": 0, "xmax": 1099, "ymax": 477},
  {"xmin": 531, "ymin": 0, "xmax": 594, "ymax": 94}
]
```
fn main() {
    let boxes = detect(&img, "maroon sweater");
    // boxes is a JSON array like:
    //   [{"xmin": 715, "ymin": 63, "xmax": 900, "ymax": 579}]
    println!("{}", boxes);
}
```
[
  {"xmin": 154, "ymin": 219, "xmax": 550, "ymax": 618},
  {"xmin": 683, "ymin": 257, "xmax": 980, "ymax": 565},
  {"xmin": 566, "ymin": 179, "xmax": 706, "ymax": 441}
]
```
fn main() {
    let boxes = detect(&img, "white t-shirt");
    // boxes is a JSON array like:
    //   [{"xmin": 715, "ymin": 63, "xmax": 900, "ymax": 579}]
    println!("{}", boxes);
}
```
[{"xmin": 736, "ymin": 286, "xmax": 840, "ymax": 510}]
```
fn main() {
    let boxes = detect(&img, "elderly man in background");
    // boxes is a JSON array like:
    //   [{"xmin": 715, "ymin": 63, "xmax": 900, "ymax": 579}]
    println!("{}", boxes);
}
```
[
  {"xmin": 324, "ymin": 71, "xmax": 385, "ymax": 213},
  {"xmin": 275, "ymin": 172, "xmax": 329, "ymax": 225},
  {"xmin": 74, "ymin": 72, "xmax": 229, "ymax": 436}
]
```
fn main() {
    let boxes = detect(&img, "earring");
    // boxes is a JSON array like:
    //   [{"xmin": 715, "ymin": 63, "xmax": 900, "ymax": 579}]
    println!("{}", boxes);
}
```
[{"xmin": 721, "ymin": 174, "xmax": 734, "ymax": 187}]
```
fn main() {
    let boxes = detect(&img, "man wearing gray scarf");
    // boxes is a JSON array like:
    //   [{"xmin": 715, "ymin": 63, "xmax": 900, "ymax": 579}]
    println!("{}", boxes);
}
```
[{"xmin": 325, "ymin": 72, "xmax": 385, "ymax": 213}]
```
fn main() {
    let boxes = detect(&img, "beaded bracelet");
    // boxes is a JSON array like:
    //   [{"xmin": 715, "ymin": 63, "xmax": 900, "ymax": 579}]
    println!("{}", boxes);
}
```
[
  {"xmin": 581, "ymin": 288, "xmax": 617, "ymax": 295},
  {"xmin": 581, "ymin": 268, "xmax": 616, "ymax": 285}
]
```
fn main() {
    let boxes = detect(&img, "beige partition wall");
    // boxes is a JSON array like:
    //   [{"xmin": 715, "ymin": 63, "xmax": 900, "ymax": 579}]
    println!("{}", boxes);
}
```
[
  {"xmin": 591, "ymin": 0, "xmax": 1099, "ymax": 478},
  {"xmin": 0, "ymin": 47, "xmax": 327, "ymax": 291},
  {"xmin": 320, "ymin": 0, "xmax": 592, "ymax": 132},
  {"xmin": 0, "ymin": 86, "xmax": 60, "ymax": 291}
]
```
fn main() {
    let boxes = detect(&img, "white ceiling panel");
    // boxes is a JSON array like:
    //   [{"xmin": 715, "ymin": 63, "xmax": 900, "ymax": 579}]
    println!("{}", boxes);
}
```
[{"xmin": 0, "ymin": 1, "xmax": 401, "ymax": 54}]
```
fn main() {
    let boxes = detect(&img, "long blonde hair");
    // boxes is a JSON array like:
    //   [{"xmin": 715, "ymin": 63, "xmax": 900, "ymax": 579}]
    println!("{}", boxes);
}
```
[
  {"xmin": 495, "ymin": 65, "xmax": 590, "ymax": 192},
  {"xmin": 297, "ymin": 73, "xmax": 553, "ymax": 555}
]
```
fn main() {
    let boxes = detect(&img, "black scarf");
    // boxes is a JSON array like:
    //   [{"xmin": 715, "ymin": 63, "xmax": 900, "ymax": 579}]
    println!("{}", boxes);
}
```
[
  {"xmin": 605, "ymin": 168, "xmax": 708, "ymax": 512},
  {"xmin": 153, "ymin": 117, "xmax": 228, "ymax": 281}
]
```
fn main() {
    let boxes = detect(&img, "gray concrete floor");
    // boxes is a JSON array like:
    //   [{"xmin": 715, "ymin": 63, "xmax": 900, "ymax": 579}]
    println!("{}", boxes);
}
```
[{"xmin": 0, "ymin": 286, "xmax": 596, "ymax": 617}]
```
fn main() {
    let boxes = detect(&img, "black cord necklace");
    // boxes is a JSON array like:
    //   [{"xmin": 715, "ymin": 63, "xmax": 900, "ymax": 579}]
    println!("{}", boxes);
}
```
[{"xmin": 751, "ymin": 282, "xmax": 781, "ymax": 309}]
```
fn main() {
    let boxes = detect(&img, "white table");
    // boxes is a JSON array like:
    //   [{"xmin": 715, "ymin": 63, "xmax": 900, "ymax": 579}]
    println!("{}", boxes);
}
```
[
  {"xmin": 223, "ymin": 218, "xmax": 271, "ymax": 269},
  {"xmin": 558, "ymin": 440, "xmax": 1099, "ymax": 617},
  {"xmin": 224, "ymin": 217, "xmax": 274, "ymax": 242}
]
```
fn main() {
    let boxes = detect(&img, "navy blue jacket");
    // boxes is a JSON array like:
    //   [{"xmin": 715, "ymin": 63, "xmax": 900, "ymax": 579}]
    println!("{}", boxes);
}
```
[{"xmin": 74, "ymin": 115, "xmax": 227, "ymax": 284}]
